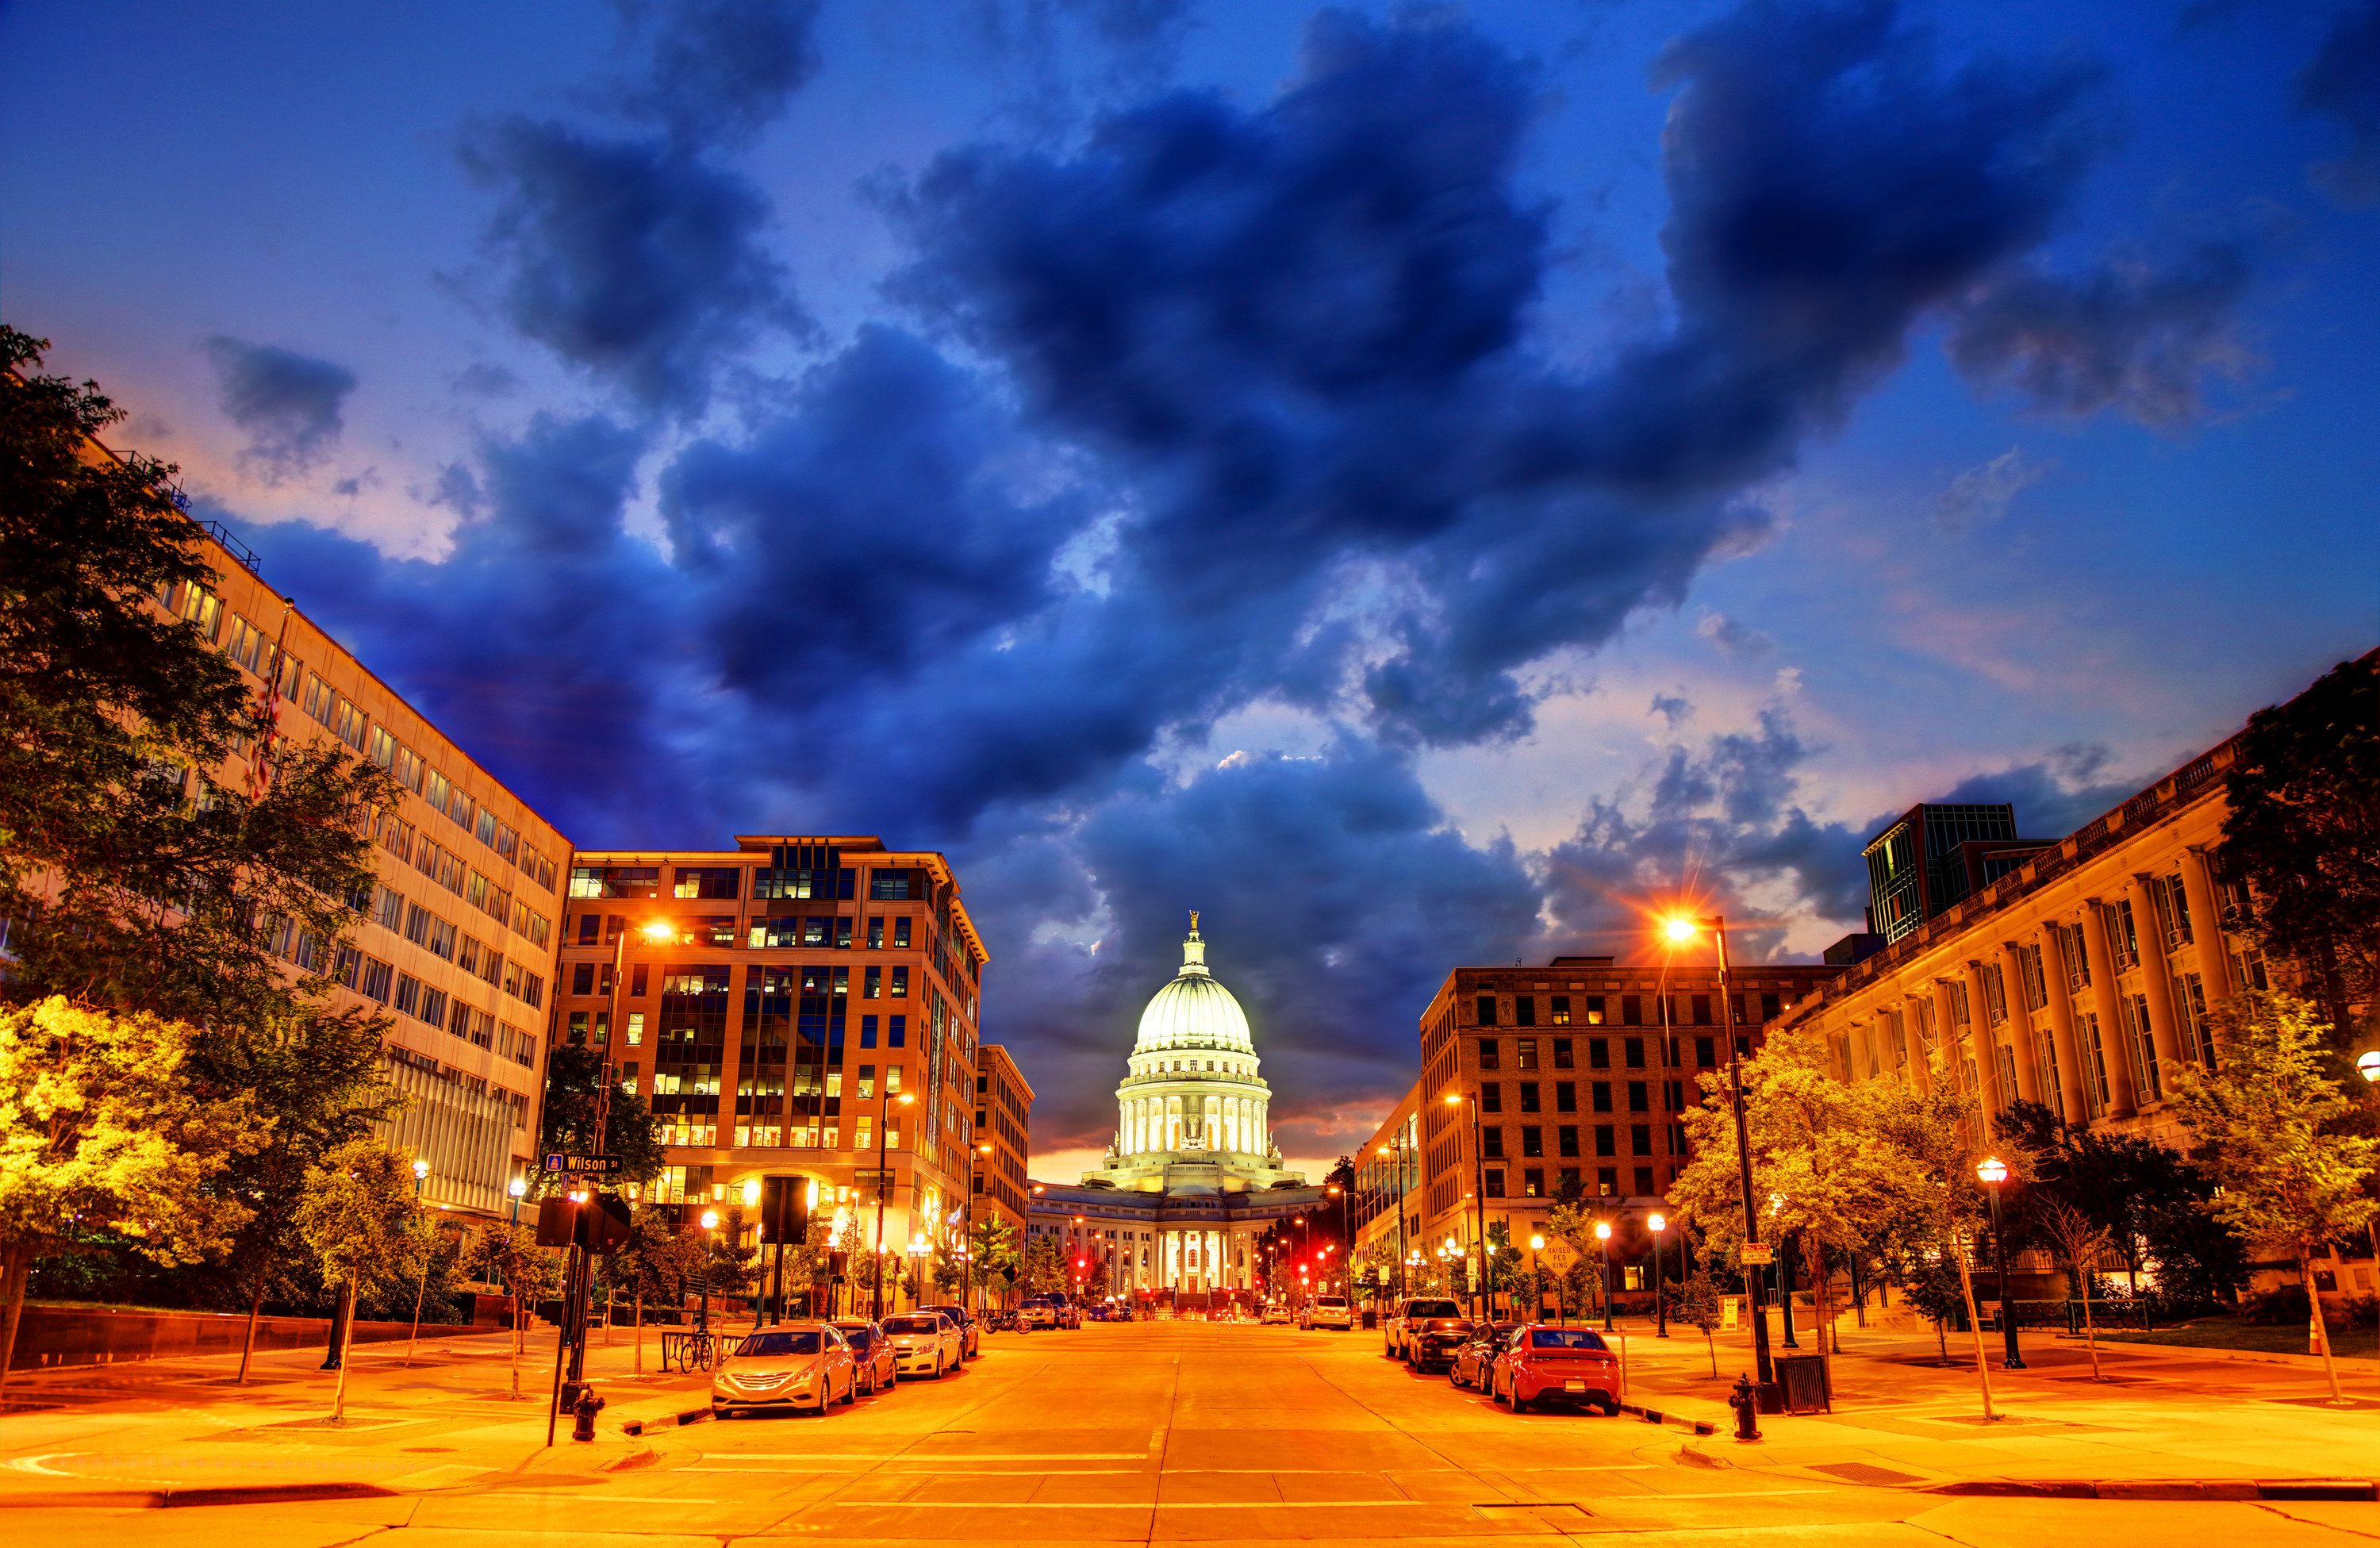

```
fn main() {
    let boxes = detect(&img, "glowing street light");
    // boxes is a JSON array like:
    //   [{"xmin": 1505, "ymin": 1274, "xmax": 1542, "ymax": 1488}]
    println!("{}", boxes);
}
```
[
  {"xmin": 1594, "ymin": 1220, "xmax": 1614, "ymax": 1331},
  {"xmin": 1976, "ymin": 1154, "xmax": 2024, "ymax": 1369},
  {"xmin": 1662, "ymin": 912, "xmax": 1771, "ymax": 1389},
  {"xmin": 1649, "ymin": 1212, "xmax": 1670, "ymax": 1339}
]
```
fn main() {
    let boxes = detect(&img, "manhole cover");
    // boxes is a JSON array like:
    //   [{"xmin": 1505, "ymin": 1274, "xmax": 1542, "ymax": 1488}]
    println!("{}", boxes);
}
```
[
  {"xmin": 266, "ymin": 1415, "xmax": 410, "ymax": 1431},
  {"xmin": 1814, "ymin": 1462, "xmax": 1923, "ymax": 1486}
]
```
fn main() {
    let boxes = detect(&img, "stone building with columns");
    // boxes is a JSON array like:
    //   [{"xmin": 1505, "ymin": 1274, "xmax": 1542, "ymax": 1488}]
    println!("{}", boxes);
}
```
[{"xmin": 1025, "ymin": 916, "xmax": 1324, "ymax": 1306}]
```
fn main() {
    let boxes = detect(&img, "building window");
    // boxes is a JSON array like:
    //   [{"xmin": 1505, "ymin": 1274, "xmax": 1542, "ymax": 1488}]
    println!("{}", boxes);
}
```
[
  {"xmin": 1514, "ymin": 997, "xmax": 1536, "ymax": 1028},
  {"xmin": 1477, "ymin": 1037, "xmax": 1499, "ymax": 1070},
  {"xmin": 1551, "ymin": 1037, "xmax": 1573, "ymax": 1069},
  {"xmin": 2175, "ymin": 971, "xmax": 2212, "ymax": 1064},
  {"xmin": 1481, "ymin": 1081, "xmax": 1501, "ymax": 1113},
  {"xmin": 889, "ymin": 1015, "xmax": 907, "ymax": 1047},
  {"xmin": 1518, "ymin": 1081, "xmax": 1541, "ymax": 1114},
  {"xmin": 1483, "ymin": 1127, "xmax": 1504, "ymax": 1158},
  {"xmin": 1761, "ymin": 992, "xmax": 1782, "ymax": 1022},
  {"xmin": 1597, "ymin": 1168, "xmax": 1617, "ymax": 1197},
  {"xmin": 1522, "ymin": 1169, "xmax": 1544, "ymax": 1198},
  {"xmin": 1557, "ymin": 1125, "xmax": 1579, "ymax": 1158},
  {"xmin": 1484, "ymin": 1169, "xmax": 1505, "ymax": 1200},
  {"xmin": 1695, "ymin": 1035, "xmax": 1715, "ymax": 1066},
  {"xmin": 1587, "ymin": 1038, "xmax": 1609, "ymax": 1070},
  {"xmin": 1583, "ymin": 996, "xmax": 1605, "ymax": 1026},
  {"xmin": 1517, "ymin": 1039, "xmax": 1538, "ymax": 1071},
  {"xmin": 1476, "ymin": 995, "xmax": 1498, "ymax": 1028},
  {"xmin": 1550, "ymin": 997, "xmax": 1571, "ymax": 1027},
  {"xmin": 1591, "ymin": 1081, "xmax": 1612, "ymax": 1113},
  {"xmin": 1621, "ymin": 995, "xmax": 1641, "ymax": 1027},
  {"xmin": 1554, "ymin": 1081, "xmax": 1576, "ymax": 1114},
  {"xmin": 1621, "ymin": 1037, "xmax": 1643, "ymax": 1069},
  {"xmin": 1691, "ymin": 994, "xmax": 1711, "ymax": 1026},
  {"xmin": 1627, "ymin": 1081, "xmax": 1649, "ymax": 1112},
  {"xmin": 864, "ymin": 966, "xmax": 882, "ymax": 999},
  {"xmin": 572, "ymin": 963, "xmax": 596, "ymax": 996},
  {"xmin": 890, "ymin": 966, "xmax": 909, "ymax": 997},
  {"xmin": 674, "ymin": 867, "xmax": 741, "ymax": 900},
  {"xmin": 1633, "ymin": 1166, "xmax": 1656, "ymax": 1197},
  {"xmin": 1595, "ymin": 1125, "xmax": 1614, "ymax": 1157},
  {"xmin": 892, "ymin": 917, "xmax": 912, "ymax": 948},
  {"xmin": 1520, "ymin": 1126, "xmax": 1543, "ymax": 1158}
]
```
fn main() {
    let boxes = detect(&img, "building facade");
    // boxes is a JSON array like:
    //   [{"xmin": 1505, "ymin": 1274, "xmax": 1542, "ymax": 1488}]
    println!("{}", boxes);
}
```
[
  {"xmin": 1027, "ymin": 917, "xmax": 1323, "ymax": 1304},
  {"xmin": 974, "ymin": 1043, "xmax": 1034, "ymax": 1233},
  {"xmin": 1415, "ymin": 957, "xmax": 1844, "ymax": 1282},
  {"xmin": 555, "ymin": 836, "xmax": 987, "ymax": 1273},
  {"xmin": 159, "ymin": 523, "xmax": 568, "ymax": 1219},
  {"xmin": 1349, "ymin": 1080, "xmax": 1421, "ymax": 1296}
]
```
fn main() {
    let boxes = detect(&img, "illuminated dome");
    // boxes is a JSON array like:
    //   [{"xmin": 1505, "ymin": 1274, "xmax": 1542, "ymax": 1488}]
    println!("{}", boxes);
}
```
[{"xmin": 1132, "ymin": 916, "xmax": 1254, "ymax": 1054}]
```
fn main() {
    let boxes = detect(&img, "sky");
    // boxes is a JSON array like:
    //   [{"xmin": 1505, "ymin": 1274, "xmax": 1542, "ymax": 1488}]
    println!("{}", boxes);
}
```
[{"xmin": 5, "ymin": 0, "xmax": 2375, "ymax": 1181}]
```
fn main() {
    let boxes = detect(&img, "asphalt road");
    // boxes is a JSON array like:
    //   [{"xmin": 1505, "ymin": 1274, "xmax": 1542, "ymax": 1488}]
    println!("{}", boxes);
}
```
[{"xmin": 5, "ymin": 1319, "xmax": 2377, "ymax": 1544}]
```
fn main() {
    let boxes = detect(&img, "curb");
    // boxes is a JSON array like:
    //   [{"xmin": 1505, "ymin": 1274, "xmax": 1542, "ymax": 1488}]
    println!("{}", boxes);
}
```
[
  {"xmin": 618, "ymin": 1404, "xmax": 714, "ymax": 1438},
  {"xmin": 0, "ymin": 1481, "xmax": 397, "ymax": 1511},
  {"xmin": 1618, "ymin": 1400, "xmax": 1718, "ymax": 1437},
  {"xmin": 1930, "ymin": 1478, "xmax": 2377, "ymax": 1502}
]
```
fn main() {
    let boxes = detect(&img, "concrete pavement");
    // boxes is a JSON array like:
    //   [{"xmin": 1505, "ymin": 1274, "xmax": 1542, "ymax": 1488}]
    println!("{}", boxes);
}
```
[{"xmin": 0, "ymin": 1315, "xmax": 2374, "ymax": 1543}]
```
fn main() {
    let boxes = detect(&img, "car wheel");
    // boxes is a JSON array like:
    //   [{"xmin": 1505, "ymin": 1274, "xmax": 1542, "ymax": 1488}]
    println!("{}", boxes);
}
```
[
  {"xmin": 932, "ymin": 1357, "xmax": 944, "ymax": 1379},
  {"xmin": 1511, "ymin": 1391, "xmax": 1530, "ymax": 1414}
]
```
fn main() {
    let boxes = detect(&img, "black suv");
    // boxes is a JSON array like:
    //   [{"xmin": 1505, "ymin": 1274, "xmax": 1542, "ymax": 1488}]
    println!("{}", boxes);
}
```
[{"xmin": 1385, "ymin": 1297, "xmax": 1471, "ymax": 1371}]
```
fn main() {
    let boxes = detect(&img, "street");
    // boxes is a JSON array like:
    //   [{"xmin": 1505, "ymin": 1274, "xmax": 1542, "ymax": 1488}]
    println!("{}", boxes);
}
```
[{"xmin": 3, "ymin": 1316, "xmax": 2378, "ymax": 1544}]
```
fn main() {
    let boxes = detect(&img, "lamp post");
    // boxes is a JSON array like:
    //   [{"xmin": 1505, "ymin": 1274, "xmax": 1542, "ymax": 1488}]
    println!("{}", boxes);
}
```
[
  {"xmin": 741, "ymin": 1179, "xmax": 766, "ymax": 1330},
  {"xmin": 1445, "ymin": 1091, "xmax": 1486, "ymax": 1320},
  {"xmin": 1665, "ymin": 912, "xmax": 1772, "ymax": 1390},
  {"xmin": 1976, "ymin": 1155, "xmax": 2025, "ymax": 1369},
  {"xmin": 2361, "ymin": 1054, "xmax": 2380, "ymax": 1353},
  {"xmin": 1649, "ymin": 1212, "xmax": 1669, "ymax": 1338},
  {"xmin": 697, "ymin": 1208, "xmax": 720, "ymax": 1352},
  {"xmin": 1529, "ymin": 1235, "xmax": 1545, "ymax": 1323},
  {"xmin": 508, "ymin": 1174, "xmax": 527, "ymax": 1224},
  {"xmin": 407, "ymin": 1160, "xmax": 433, "ymax": 1365},
  {"xmin": 872, "ymin": 1085, "xmax": 916, "ymax": 1320},
  {"xmin": 1595, "ymin": 1220, "xmax": 1614, "ymax": 1331},
  {"xmin": 1378, "ymin": 1134, "xmax": 1416, "ymax": 1300}
]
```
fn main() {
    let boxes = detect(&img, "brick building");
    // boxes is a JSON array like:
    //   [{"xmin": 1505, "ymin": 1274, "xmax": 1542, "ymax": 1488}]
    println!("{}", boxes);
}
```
[{"xmin": 974, "ymin": 1043, "xmax": 1034, "ymax": 1233}]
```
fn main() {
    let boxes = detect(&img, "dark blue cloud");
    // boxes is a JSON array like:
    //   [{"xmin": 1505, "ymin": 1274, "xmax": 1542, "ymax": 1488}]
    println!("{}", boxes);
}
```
[
  {"xmin": 199, "ymin": 336, "xmax": 357, "ymax": 476},
  {"xmin": 2298, "ymin": 0, "xmax": 2380, "ymax": 208},
  {"xmin": 1945, "ymin": 243, "xmax": 2255, "ymax": 427},
  {"xmin": 462, "ymin": 121, "xmax": 805, "ymax": 417},
  {"xmin": 615, "ymin": 0, "xmax": 823, "ymax": 149}
]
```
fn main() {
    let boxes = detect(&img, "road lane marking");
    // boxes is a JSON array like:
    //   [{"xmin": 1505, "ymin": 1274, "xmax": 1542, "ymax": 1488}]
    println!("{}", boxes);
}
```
[{"xmin": 693, "ymin": 1452, "xmax": 1154, "ymax": 1461}]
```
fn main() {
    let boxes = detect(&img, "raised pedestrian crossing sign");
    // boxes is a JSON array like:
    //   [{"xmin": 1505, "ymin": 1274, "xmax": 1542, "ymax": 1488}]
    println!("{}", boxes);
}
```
[{"xmin": 1537, "ymin": 1238, "xmax": 1580, "ymax": 1274}]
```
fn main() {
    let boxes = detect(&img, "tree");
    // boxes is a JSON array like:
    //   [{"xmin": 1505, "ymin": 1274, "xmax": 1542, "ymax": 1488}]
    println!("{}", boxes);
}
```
[
  {"xmin": 599, "ymin": 1204, "xmax": 699, "ymax": 1373},
  {"xmin": 1999, "ymin": 1098, "xmax": 2241, "ymax": 1298},
  {"xmin": 2030, "ymin": 1195, "xmax": 2116, "ymax": 1381},
  {"xmin": 2168, "ymin": 990, "xmax": 2380, "ymax": 1402},
  {"xmin": 1021, "ymin": 1234, "xmax": 1064, "ymax": 1296},
  {"xmin": 468, "ymin": 1220, "xmax": 563, "ymax": 1398},
  {"xmin": 1672, "ymin": 1266, "xmax": 1724, "ymax": 1377},
  {"xmin": 2221, "ymin": 654, "xmax": 2380, "ymax": 1043},
  {"xmin": 536, "ymin": 1043, "xmax": 664, "ymax": 1189},
  {"xmin": 2, "ymin": 331, "xmax": 397, "ymax": 1030},
  {"xmin": 191, "ymin": 1005, "xmax": 405, "ymax": 1382},
  {"xmin": 703, "ymin": 1204, "xmax": 760, "ymax": 1299},
  {"xmin": 0, "ymin": 997, "xmax": 263, "ymax": 1391},
  {"xmin": 969, "ymin": 1214, "xmax": 1019, "ymax": 1308},
  {"xmin": 294, "ymin": 1139, "xmax": 431, "ymax": 1421},
  {"xmin": 1899, "ymin": 1254, "xmax": 1968, "ymax": 1366}
]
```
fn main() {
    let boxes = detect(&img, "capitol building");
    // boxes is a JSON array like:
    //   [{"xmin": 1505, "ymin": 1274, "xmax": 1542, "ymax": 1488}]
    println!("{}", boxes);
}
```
[{"xmin": 1026, "ymin": 916, "xmax": 1324, "ymax": 1305}]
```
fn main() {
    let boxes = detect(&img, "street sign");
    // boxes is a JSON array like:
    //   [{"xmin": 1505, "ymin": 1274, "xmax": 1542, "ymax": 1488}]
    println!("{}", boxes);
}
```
[
  {"xmin": 543, "ymin": 1153, "xmax": 621, "ymax": 1174},
  {"xmin": 1537, "ymin": 1238, "xmax": 1580, "ymax": 1274},
  {"xmin": 1740, "ymin": 1243, "xmax": 1775, "ymax": 1266}
]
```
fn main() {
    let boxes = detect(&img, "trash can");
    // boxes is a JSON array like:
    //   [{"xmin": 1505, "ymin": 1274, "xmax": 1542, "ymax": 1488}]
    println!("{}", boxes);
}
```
[
  {"xmin": 1361, "ymin": 1309, "xmax": 1378, "ymax": 1331},
  {"xmin": 1772, "ymin": 1352, "xmax": 1831, "ymax": 1415}
]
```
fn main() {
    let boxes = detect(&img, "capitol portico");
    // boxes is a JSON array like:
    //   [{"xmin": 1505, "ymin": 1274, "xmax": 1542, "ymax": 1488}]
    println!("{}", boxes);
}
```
[{"xmin": 1027, "ymin": 916, "xmax": 1323, "ymax": 1305}]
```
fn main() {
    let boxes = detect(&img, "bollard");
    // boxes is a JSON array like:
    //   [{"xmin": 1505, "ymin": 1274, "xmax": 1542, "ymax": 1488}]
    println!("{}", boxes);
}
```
[
  {"xmin": 1729, "ymin": 1373, "xmax": 1762, "ymax": 1444},
  {"xmin": 570, "ymin": 1385, "xmax": 606, "ymax": 1442}
]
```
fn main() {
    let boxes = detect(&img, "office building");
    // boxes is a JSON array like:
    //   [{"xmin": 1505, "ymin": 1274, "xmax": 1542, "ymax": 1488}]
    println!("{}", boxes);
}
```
[{"xmin": 974, "ymin": 1043, "xmax": 1034, "ymax": 1233}]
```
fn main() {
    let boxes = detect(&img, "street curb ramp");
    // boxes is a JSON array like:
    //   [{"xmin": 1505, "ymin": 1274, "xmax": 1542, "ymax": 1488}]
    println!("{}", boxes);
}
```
[{"xmin": 619, "ymin": 1403, "xmax": 715, "ymax": 1437}]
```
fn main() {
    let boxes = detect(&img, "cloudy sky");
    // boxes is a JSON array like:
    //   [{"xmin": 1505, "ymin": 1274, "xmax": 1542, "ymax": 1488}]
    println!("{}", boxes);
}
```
[{"xmin": 6, "ymin": 0, "xmax": 2374, "ymax": 1179}]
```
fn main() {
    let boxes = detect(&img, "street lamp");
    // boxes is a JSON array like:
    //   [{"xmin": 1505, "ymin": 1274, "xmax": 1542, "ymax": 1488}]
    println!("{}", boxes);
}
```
[
  {"xmin": 407, "ymin": 1161, "xmax": 433, "ymax": 1364},
  {"xmin": 508, "ymin": 1175, "xmax": 527, "ymax": 1224},
  {"xmin": 1529, "ymin": 1235, "xmax": 1545, "ymax": 1322},
  {"xmin": 871, "ymin": 1087, "xmax": 916, "ymax": 1320},
  {"xmin": 1649, "ymin": 1213, "xmax": 1670, "ymax": 1338},
  {"xmin": 1664, "ymin": 912, "xmax": 1772, "ymax": 1391},
  {"xmin": 697, "ymin": 1208, "xmax": 720, "ymax": 1347},
  {"xmin": 1445, "ymin": 1091, "xmax": 1487, "ymax": 1320},
  {"xmin": 1595, "ymin": 1220, "xmax": 1614, "ymax": 1331},
  {"xmin": 1976, "ymin": 1156, "xmax": 2025, "ymax": 1369}
]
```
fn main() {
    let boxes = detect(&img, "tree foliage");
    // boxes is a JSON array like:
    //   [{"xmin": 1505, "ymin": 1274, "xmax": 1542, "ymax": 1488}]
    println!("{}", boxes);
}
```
[
  {"xmin": 294, "ymin": 1139, "xmax": 432, "ymax": 1418},
  {"xmin": 2, "ymin": 331, "xmax": 397, "ymax": 1028},
  {"xmin": 0, "ymin": 997, "xmax": 264, "ymax": 1388},
  {"xmin": 537, "ymin": 1043, "xmax": 665, "ymax": 1187},
  {"xmin": 2168, "ymin": 989, "xmax": 2380, "ymax": 1398},
  {"xmin": 2222, "ymin": 653, "xmax": 2380, "ymax": 1037}
]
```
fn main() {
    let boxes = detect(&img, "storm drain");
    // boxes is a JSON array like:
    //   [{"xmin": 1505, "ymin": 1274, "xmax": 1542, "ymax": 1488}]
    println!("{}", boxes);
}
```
[{"xmin": 1476, "ymin": 1502, "xmax": 1591, "ymax": 1523}]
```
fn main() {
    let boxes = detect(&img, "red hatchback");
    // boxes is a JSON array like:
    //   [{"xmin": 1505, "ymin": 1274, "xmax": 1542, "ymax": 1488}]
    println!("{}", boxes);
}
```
[{"xmin": 1488, "ymin": 1324, "xmax": 1622, "ymax": 1415}]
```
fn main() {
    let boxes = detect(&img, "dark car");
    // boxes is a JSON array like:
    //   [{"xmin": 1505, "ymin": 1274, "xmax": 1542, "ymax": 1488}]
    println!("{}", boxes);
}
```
[
  {"xmin": 1449, "ymin": 1322, "xmax": 1521, "ymax": 1390},
  {"xmin": 919, "ymin": 1304, "xmax": 981, "ymax": 1359},
  {"xmin": 1385, "ymin": 1297, "xmax": 1470, "ymax": 1370},
  {"xmin": 1489, "ymin": 1324, "xmax": 1622, "ymax": 1415}
]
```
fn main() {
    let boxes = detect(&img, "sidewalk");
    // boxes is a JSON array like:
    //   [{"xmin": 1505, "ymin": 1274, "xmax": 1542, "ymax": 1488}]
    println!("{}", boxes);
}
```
[
  {"xmin": 1602, "ymin": 1315, "xmax": 2380, "ymax": 1498},
  {"xmin": 0, "ymin": 1317, "xmax": 716, "ymax": 1508}
]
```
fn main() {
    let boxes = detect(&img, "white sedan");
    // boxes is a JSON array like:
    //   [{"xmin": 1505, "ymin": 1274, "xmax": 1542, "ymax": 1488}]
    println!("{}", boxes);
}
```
[
  {"xmin": 712, "ymin": 1323, "xmax": 858, "ymax": 1416},
  {"xmin": 880, "ymin": 1311, "xmax": 965, "ymax": 1379}
]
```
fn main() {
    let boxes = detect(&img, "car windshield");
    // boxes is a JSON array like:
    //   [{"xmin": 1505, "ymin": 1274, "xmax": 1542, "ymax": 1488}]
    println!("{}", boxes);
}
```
[
  {"xmin": 881, "ymin": 1316, "xmax": 942, "ymax": 1335},
  {"xmin": 1407, "ymin": 1300, "xmax": 1461, "ymax": 1319},
  {"xmin": 1528, "ymin": 1327, "xmax": 1610, "ymax": 1350},
  {"xmin": 735, "ymin": 1331, "xmax": 824, "ymax": 1357}
]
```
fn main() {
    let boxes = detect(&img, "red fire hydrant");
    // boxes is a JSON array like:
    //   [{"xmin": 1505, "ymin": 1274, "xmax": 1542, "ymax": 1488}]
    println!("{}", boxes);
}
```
[
  {"xmin": 570, "ymin": 1385, "xmax": 605, "ymax": 1442},
  {"xmin": 1728, "ymin": 1373, "xmax": 1762, "ymax": 1444}
]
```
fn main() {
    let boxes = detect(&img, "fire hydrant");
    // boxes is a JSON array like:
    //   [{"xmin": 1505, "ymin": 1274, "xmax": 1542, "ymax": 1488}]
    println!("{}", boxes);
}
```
[
  {"xmin": 1728, "ymin": 1373, "xmax": 1762, "ymax": 1444},
  {"xmin": 570, "ymin": 1385, "xmax": 605, "ymax": 1442}
]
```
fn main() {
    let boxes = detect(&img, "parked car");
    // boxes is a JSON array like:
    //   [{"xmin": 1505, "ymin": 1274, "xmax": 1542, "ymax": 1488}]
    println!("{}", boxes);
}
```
[
  {"xmin": 1448, "ymin": 1323, "xmax": 1521, "ymax": 1390},
  {"xmin": 919, "ymin": 1304, "xmax": 981, "ymax": 1358},
  {"xmin": 831, "ymin": 1319, "xmax": 899, "ymax": 1396},
  {"xmin": 1260, "ymin": 1303, "xmax": 1293, "ymax": 1325},
  {"xmin": 1489, "ymin": 1324, "xmax": 1622, "ymax": 1414},
  {"xmin": 1019, "ymin": 1296, "xmax": 1058, "ymax": 1330},
  {"xmin": 1023, "ymin": 1294, "xmax": 1081, "ymax": 1330},
  {"xmin": 1299, "ymin": 1294, "xmax": 1353, "ymax": 1331},
  {"xmin": 879, "ymin": 1311, "xmax": 965, "ymax": 1379},
  {"xmin": 1384, "ymin": 1297, "xmax": 1470, "ymax": 1369},
  {"xmin": 712, "ymin": 1323, "xmax": 858, "ymax": 1417}
]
